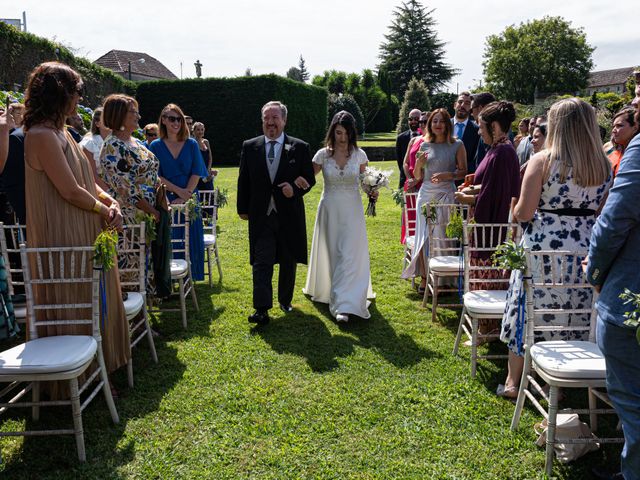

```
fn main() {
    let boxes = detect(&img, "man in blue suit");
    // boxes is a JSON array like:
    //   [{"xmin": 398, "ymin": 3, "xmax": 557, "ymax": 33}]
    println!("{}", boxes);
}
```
[
  {"xmin": 451, "ymin": 92, "xmax": 479, "ymax": 175},
  {"xmin": 586, "ymin": 107, "xmax": 640, "ymax": 480}
]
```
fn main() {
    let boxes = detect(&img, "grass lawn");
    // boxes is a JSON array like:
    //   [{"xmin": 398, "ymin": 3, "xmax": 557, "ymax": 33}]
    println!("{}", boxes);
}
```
[
  {"xmin": 0, "ymin": 161, "xmax": 620, "ymax": 479},
  {"xmin": 359, "ymin": 132, "xmax": 396, "ymax": 148}
]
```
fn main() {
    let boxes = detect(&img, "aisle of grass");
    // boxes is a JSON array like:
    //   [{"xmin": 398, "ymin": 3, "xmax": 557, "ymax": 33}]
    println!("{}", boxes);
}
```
[{"xmin": 0, "ymin": 161, "xmax": 619, "ymax": 478}]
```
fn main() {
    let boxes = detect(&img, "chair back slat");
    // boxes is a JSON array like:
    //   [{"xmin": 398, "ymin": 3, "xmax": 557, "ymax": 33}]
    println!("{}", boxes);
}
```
[
  {"xmin": 198, "ymin": 189, "xmax": 219, "ymax": 237},
  {"xmin": 170, "ymin": 204, "xmax": 191, "ymax": 261},
  {"xmin": 523, "ymin": 249, "xmax": 597, "ymax": 347},
  {"xmin": 427, "ymin": 203, "xmax": 469, "ymax": 257},
  {"xmin": 0, "ymin": 222, "xmax": 27, "ymax": 296},
  {"xmin": 402, "ymin": 191, "xmax": 418, "ymax": 238},
  {"xmin": 118, "ymin": 223, "xmax": 147, "ymax": 292},
  {"xmin": 462, "ymin": 221, "xmax": 522, "ymax": 292},
  {"xmin": 20, "ymin": 244, "xmax": 101, "ymax": 340}
]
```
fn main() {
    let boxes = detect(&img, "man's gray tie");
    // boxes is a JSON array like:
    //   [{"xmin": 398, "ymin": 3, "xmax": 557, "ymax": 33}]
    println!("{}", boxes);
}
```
[{"xmin": 267, "ymin": 140, "xmax": 277, "ymax": 164}]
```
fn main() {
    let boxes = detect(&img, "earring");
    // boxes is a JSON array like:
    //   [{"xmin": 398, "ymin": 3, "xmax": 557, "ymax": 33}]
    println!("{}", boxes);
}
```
[{"xmin": 119, "ymin": 126, "xmax": 125, "ymax": 131}]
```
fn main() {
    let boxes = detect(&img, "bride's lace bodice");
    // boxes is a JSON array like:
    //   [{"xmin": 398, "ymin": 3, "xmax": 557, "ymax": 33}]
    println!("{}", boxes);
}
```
[{"xmin": 313, "ymin": 147, "xmax": 368, "ymax": 193}]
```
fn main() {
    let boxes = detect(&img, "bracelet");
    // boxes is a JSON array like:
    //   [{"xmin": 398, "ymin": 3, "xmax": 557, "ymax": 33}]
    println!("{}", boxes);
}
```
[
  {"xmin": 92, "ymin": 200, "xmax": 103, "ymax": 214},
  {"xmin": 98, "ymin": 191, "xmax": 109, "ymax": 200}
]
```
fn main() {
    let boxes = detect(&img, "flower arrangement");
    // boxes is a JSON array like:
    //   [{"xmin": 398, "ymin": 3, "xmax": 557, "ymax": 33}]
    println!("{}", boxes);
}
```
[
  {"xmin": 446, "ymin": 208, "xmax": 464, "ymax": 239},
  {"xmin": 619, "ymin": 289, "xmax": 640, "ymax": 344},
  {"xmin": 93, "ymin": 228, "xmax": 118, "ymax": 271},
  {"xmin": 421, "ymin": 199, "xmax": 439, "ymax": 224},
  {"xmin": 391, "ymin": 188, "xmax": 405, "ymax": 207},
  {"xmin": 184, "ymin": 193, "xmax": 201, "ymax": 220},
  {"xmin": 135, "ymin": 212, "xmax": 157, "ymax": 243},
  {"xmin": 215, "ymin": 187, "xmax": 228, "ymax": 209},
  {"xmin": 359, "ymin": 166, "xmax": 393, "ymax": 216},
  {"xmin": 491, "ymin": 240, "xmax": 526, "ymax": 271}
]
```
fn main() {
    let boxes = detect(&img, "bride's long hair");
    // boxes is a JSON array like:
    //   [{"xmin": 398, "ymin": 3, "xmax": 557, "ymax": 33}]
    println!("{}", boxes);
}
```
[{"xmin": 325, "ymin": 110, "xmax": 358, "ymax": 154}]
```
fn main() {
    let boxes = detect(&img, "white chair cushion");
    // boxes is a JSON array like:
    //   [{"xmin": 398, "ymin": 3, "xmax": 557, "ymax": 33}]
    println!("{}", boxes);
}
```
[
  {"xmin": 0, "ymin": 336, "xmax": 97, "ymax": 374},
  {"xmin": 531, "ymin": 341, "xmax": 607, "ymax": 379},
  {"xmin": 171, "ymin": 259, "xmax": 188, "ymax": 277},
  {"xmin": 203, "ymin": 233, "xmax": 216, "ymax": 246},
  {"xmin": 429, "ymin": 255, "xmax": 462, "ymax": 273},
  {"xmin": 464, "ymin": 290, "xmax": 507, "ymax": 315},
  {"xmin": 405, "ymin": 235, "xmax": 415, "ymax": 249},
  {"xmin": 123, "ymin": 292, "xmax": 144, "ymax": 321}
]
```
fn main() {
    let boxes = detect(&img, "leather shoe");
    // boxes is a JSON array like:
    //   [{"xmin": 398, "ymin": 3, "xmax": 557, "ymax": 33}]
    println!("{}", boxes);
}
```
[
  {"xmin": 591, "ymin": 466, "xmax": 624, "ymax": 480},
  {"xmin": 279, "ymin": 303, "xmax": 293, "ymax": 313},
  {"xmin": 248, "ymin": 310, "xmax": 270, "ymax": 325}
]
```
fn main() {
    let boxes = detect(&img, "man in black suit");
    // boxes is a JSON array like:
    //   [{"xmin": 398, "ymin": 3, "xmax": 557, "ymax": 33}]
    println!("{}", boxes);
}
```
[
  {"xmin": 395, "ymin": 108, "xmax": 421, "ymax": 188},
  {"xmin": 451, "ymin": 92, "xmax": 479, "ymax": 173},
  {"xmin": 237, "ymin": 101, "xmax": 315, "ymax": 325},
  {"xmin": 469, "ymin": 92, "xmax": 496, "ymax": 173}
]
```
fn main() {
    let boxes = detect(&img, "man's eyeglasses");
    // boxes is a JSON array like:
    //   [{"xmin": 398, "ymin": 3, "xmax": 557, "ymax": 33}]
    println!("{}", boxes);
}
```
[
  {"xmin": 408, "ymin": 117, "xmax": 420, "ymax": 121},
  {"xmin": 163, "ymin": 115, "xmax": 183, "ymax": 123},
  {"xmin": 145, "ymin": 131, "xmax": 158, "ymax": 137}
]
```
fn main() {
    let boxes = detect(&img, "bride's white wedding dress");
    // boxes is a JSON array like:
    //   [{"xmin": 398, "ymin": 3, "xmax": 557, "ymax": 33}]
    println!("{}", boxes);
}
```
[{"xmin": 303, "ymin": 147, "xmax": 375, "ymax": 319}]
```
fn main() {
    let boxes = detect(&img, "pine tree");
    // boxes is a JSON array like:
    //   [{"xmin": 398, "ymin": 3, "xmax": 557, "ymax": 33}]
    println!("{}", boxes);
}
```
[
  {"xmin": 298, "ymin": 55, "xmax": 309, "ymax": 82},
  {"xmin": 379, "ymin": 0, "xmax": 456, "ymax": 97},
  {"xmin": 286, "ymin": 67, "xmax": 303, "ymax": 82},
  {"xmin": 396, "ymin": 78, "xmax": 431, "ymax": 132}
]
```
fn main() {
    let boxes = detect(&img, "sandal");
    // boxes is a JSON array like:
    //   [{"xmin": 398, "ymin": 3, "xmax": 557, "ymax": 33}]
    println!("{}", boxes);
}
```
[{"xmin": 496, "ymin": 384, "xmax": 518, "ymax": 400}]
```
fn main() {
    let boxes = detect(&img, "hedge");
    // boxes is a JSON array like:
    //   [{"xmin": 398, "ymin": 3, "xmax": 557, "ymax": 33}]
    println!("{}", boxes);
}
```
[
  {"xmin": 135, "ymin": 75, "xmax": 328, "ymax": 164},
  {"xmin": 0, "ymin": 22, "xmax": 134, "ymax": 107}
]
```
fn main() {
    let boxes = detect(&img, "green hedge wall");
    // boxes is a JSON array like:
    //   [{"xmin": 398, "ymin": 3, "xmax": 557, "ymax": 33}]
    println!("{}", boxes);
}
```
[
  {"xmin": 0, "ymin": 22, "xmax": 135, "ymax": 107},
  {"xmin": 135, "ymin": 75, "xmax": 328, "ymax": 165}
]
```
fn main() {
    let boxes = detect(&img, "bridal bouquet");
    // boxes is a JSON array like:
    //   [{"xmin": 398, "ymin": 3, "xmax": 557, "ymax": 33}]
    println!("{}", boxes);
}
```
[{"xmin": 360, "ymin": 166, "xmax": 393, "ymax": 216}]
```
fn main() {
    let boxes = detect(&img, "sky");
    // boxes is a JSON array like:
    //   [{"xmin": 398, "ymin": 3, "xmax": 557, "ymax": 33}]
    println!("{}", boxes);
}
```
[{"xmin": 3, "ymin": 0, "xmax": 639, "ymax": 93}]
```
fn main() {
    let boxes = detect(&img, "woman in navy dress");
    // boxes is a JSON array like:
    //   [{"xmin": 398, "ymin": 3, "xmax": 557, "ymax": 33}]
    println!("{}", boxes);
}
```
[{"xmin": 150, "ymin": 103, "xmax": 207, "ymax": 281}]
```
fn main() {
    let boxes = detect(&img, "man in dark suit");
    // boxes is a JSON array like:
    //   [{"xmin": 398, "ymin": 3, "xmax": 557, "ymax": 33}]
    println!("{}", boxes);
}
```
[
  {"xmin": 237, "ymin": 101, "xmax": 315, "ymax": 325},
  {"xmin": 451, "ymin": 92, "xmax": 479, "ymax": 173},
  {"xmin": 395, "ymin": 108, "xmax": 421, "ymax": 188},
  {"xmin": 469, "ymin": 92, "xmax": 496, "ymax": 173}
]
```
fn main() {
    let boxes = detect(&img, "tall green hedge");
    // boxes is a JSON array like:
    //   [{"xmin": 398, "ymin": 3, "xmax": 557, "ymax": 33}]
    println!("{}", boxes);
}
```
[
  {"xmin": 135, "ymin": 75, "xmax": 328, "ymax": 165},
  {"xmin": 0, "ymin": 22, "xmax": 134, "ymax": 107}
]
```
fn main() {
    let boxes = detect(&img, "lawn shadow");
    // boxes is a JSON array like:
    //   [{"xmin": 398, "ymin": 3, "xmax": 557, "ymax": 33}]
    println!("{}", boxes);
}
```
[
  {"xmin": 338, "ymin": 302, "xmax": 440, "ymax": 368},
  {"xmin": 252, "ymin": 306, "xmax": 355, "ymax": 373},
  {"xmin": 1, "ymin": 333, "xmax": 187, "ymax": 478}
]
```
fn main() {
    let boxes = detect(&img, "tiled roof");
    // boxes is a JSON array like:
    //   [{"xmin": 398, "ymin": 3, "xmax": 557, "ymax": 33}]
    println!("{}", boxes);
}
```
[
  {"xmin": 588, "ymin": 67, "xmax": 635, "ymax": 88},
  {"xmin": 93, "ymin": 50, "xmax": 178, "ymax": 80}
]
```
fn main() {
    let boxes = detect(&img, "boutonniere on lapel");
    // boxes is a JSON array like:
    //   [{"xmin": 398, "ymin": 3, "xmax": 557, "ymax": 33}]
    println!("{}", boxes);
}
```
[{"xmin": 285, "ymin": 143, "xmax": 295, "ymax": 163}]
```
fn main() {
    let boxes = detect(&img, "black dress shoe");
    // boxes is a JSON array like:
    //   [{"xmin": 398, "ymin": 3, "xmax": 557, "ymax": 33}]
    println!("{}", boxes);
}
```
[
  {"xmin": 248, "ymin": 311, "xmax": 270, "ymax": 325},
  {"xmin": 279, "ymin": 303, "xmax": 293, "ymax": 313},
  {"xmin": 591, "ymin": 466, "xmax": 624, "ymax": 480}
]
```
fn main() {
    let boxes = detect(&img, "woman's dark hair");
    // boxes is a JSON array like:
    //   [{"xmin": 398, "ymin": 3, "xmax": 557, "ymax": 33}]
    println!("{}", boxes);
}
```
[
  {"xmin": 23, "ymin": 62, "xmax": 83, "ymax": 131},
  {"xmin": 613, "ymin": 106, "xmax": 638, "ymax": 129},
  {"xmin": 478, "ymin": 101, "xmax": 517, "ymax": 142},
  {"xmin": 325, "ymin": 110, "xmax": 358, "ymax": 152},
  {"xmin": 535, "ymin": 122, "xmax": 547, "ymax": 137},
  {"xmin": 103, "ymin": 94, "xmax": 137, "ymax": 131}
]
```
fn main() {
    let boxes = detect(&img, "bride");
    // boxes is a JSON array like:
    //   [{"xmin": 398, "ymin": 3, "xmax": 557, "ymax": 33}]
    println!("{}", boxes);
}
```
[{"xmin": 302, "ymin": 111, "xmax": 375, "ymax": 322}]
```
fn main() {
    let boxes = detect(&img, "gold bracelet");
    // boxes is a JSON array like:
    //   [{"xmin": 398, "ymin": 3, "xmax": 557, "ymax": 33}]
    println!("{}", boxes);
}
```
[
  {"xmin": 92, "ymin": 200, "xmax": 103, "ymax": 214},
  {"xmin": 98, "ymin": 191, "xmax": 109, "ymax": 200}
]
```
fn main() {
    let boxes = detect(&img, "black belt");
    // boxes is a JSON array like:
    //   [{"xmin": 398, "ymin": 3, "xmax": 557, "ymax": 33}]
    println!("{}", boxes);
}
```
[{"xmin": 538, "ymin": 208, "xmax": 596, "ymax": 216}]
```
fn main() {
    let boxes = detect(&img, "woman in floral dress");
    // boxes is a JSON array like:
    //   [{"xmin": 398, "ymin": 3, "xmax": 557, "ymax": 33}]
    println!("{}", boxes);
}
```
[
  {"xmin": 100, "ymin": 94, "xmax": 160, "ymax": 285},
  {"xmin": 497, "ymin": 98, "xmax": 612, "ymax": 398}
]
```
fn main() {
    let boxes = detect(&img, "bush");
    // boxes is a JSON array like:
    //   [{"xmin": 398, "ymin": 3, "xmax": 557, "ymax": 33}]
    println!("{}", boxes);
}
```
[
  {"xmin": 0, "ymin": 22, "xmax": 134, "ymax": 107},
  {"xmin": 327, "ymin": 93, "xmax": 365, "ymax": 134},
  {"xmin": 396, "ymin": 78, "xmax": 431, "ymax": 132},
  {"xmin": 368, "ymin": 95, "xmax": 399, "ymax": 132},
  {"xmin": 135, "ymin": 74, "xmax": 327, "ymax": 165}
]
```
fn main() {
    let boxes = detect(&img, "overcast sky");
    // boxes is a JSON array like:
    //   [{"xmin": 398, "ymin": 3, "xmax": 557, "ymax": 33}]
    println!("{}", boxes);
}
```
[{"xmin": 3, "ymin": 1, "xmax": 639, "ymax": 93}]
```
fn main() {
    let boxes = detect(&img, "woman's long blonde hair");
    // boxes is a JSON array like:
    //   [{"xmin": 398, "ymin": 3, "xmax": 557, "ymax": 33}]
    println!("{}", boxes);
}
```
[{"xmin": 544, "ymin": 98, "xmax": 611, "ymax": 186}]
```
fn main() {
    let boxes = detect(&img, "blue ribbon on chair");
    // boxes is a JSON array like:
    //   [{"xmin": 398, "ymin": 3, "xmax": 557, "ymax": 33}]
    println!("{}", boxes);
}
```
[
  {"xmin": 514, "ymin": 275, "xmax": 531, "ymax": 356},
  {"xmin": 99, "ymin": 269, "xmax": 108, "ymax": 332}
]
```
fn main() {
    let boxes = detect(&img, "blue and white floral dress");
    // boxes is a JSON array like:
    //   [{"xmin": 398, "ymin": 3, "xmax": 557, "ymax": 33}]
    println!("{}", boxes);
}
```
[{"xmin": 500, "ymin": 161, "xmax": 611, "ymax": 355}]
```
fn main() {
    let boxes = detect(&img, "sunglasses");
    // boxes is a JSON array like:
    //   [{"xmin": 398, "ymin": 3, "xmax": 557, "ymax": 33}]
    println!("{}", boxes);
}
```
[
  {"xmin": 146, "ymin": 131, "xmax": 158, "ymax": 137},
  {"xmin": 418, "ymin": 120, "xmax": 427, "ymax": 125},
  {"xmin": 408, "ymin": 117, "xmax": 420, "ymax": 121},
  {"xmin": 163, "ymin": 115, "xmax": 183, "ymax": 123},
  {"xmin": 74, "ymin": 84, "xmax": 85, "ymax": 96}
]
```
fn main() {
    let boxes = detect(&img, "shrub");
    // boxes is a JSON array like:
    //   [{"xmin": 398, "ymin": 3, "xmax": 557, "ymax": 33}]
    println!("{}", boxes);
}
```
[
  {"xmin": 327, "ymin": 94, "xmax": 365, "ymax": 134},
  {"xmin": 135, "ymin": 74, "xmax": 327, "ymax": 165},
  {"xmin": 0, "ymin": 22, "xmax": 134, "ymax": 107},
  {"xmin": 396, "ymin": 78, "xmax": 431, "ymax": 132}
]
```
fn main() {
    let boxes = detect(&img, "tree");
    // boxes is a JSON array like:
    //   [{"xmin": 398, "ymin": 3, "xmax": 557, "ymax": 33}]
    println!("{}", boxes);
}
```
[
  {"xmin": 396, "ymin": 78, "xmax": 431, "ymax": 132},
  {"xmin": 328, "ymin": 93, "xmax": 365, "ymax": 134},
  {"xmin": 378, "ymin": 0, "xmax": 456, "ymax": 97},
  {"xmin": 482, "ymin": 16, "xmax": 594, "ymax": 104},
  {"xmin": 286, "ymin": 66, "xmax": 303, "ymax": 82},
  {"xmin": 298, "ymin": 55, "xmax": 309, "ymax": 82}
]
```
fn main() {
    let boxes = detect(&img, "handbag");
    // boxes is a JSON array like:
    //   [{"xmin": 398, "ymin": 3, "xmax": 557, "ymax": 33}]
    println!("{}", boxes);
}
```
[{"xmin": 534, "ymin": 411, "xmax": 599, "ymax": 463}]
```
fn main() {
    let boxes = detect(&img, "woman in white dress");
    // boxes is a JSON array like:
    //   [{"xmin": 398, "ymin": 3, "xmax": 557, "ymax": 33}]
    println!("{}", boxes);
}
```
[{"xmin": 302, "ymin": 111, "xmax": 375, "ymax": 322}]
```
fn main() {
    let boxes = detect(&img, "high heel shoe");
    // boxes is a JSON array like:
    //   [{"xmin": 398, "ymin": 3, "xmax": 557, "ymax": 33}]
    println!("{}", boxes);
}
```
[{"xmin": 336, "ymin": 313, "xmax": 349, "ymax": 323}]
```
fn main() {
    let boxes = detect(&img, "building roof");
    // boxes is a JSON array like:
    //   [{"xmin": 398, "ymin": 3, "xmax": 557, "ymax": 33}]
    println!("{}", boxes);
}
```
[
  {"xmin": 588, "ymin": 67, "xmax": 635, "ymax": 88},
  {"xmin": 93, "ymin": 50, "xmax": 178, "ymax": 80}
]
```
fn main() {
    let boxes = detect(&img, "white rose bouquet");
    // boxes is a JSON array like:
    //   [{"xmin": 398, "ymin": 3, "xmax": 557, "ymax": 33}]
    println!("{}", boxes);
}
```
[{"xmin": 359, "ymin": 166, "xmax": 393, "ymax": 216}]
